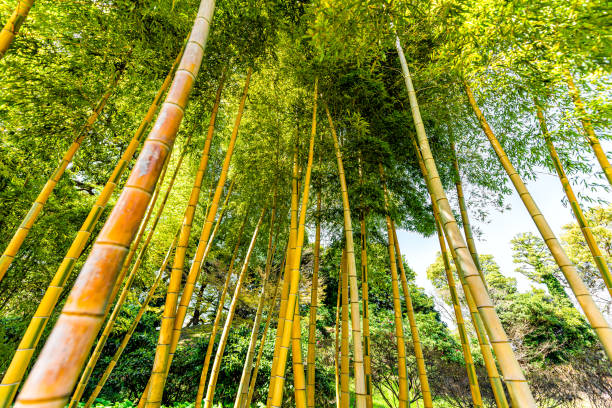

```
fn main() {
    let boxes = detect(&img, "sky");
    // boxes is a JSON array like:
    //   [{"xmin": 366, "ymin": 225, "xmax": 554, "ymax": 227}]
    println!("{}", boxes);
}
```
[{"xmin": 396, "ymin": 144, "xmax": 612, "ymax": 301}]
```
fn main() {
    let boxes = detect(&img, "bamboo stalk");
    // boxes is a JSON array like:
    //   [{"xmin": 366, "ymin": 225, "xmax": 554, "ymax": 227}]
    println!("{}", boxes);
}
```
[
  {"xmin": 535, "ymin": 100, "xmax": 612, "ymax": 298},
  {"xmin": 395, "ymin": 35, "xmax": 536, "ymax": 406},
  {"xmin": 334, "ymin": 273, "xmax": 341, "ymax": 408},
  {"xmin": 339, "ymin": 248, "xmax": 349, "ymax": 408},
  {"xmin": 83, "ymin": 233, "xmax": 180, "ymax": 408},
  {"xmin": 324, "ymin": 103, "xmax": 368, "ymax": 408},
  {"xmin": 564, "ymin": 70, "xmax": 612, "ymax": 185},
  {"xmin": 194, "ymin": 212, "xmax": 249, "ymax": 408},
  {"xmin": 268, "ymin": 105, "xmax": 317, "ymax": 408},
  {"xmin": 145, "ymin": 68, "xmax": 248, "ymax": 408},
  {"xmin": 465, "ymin": 81, "xmax": 612, "ymax": 361},
  {"xmin": 69, "ymin": 132, "xmax": 190, "ymax": 407},
  {"xmin": 0, "ymin": 66, "xmax": 125, "ymax": 283},
  {"xmin": 411, "ymin": 136, "xmax": 509, "ymax": 408},
  {"xmin": 234, "ymin": 197, "xmax": 278, "ymax": 408},
  {"xmin": 292, "ymin": 292, "xmax": 307, "ymax": 407},
  {"xmin": 0, "ymin": 50, "xmax": 181, "ymax": 406},
  {"xmin": 203, "ymin": 208, "xmax": 267, "ymax": 408},
  {"xmin": 13, "ymin": 3, "xmax": 216, "ymax": 404},
  {"xmin": 0, "ymin": 0, "xmax": 34, "ymax": 58},
  {"xmin": 243, "ymin": 262, "xmax": 284, "ymax": 408}
]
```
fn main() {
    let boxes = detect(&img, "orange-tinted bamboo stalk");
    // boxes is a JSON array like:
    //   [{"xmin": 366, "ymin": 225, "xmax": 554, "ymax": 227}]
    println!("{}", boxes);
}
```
[
  {"xmin": 146, "ymin": 69, "xmax": 249, "ymax": 408},
  {"xmin": 13, "ymin": 3, "xmax": 216, "ymax": 404},
  {"xmin": 465, "ymin": 81, "xmax": 612, "ymax": 361},
  {"xmin": 564, "ymin": 70, "xmax": 612, "ymax": 185},
  {"xmin": 535, "ymin": 101, "xmax": 612, "ymax": 297},
  {"xmin": 69, "ymin": 136, "xmax": 191, "ymax": 408},
  {"xmin": 0, "ymin": 0, "xmax": 34, "ymax": 58},
  {"xmin": 0, "ymin": 51, "xmax": 181, "ymax": 406},
  {"xmin": 0, "ymin": 66, "xmax": 125, "ymax": 283},
  {"xmin": 324, "ymin": 103, "xmax": 368, "ymax": 408},
  {"xmin": 397, "ymin": 34, "xmax": 535, "ymax": 406},
  {"xmin": 83, "ymin": 233, "xmax": 179, "ymax": 408},
  {"xmin": 203, "ymin": 208, "xmax": 266, "ymax": 408},
  {"xmin": 194, "ymin": 211, "xmax": 248, "ymax": 408}
]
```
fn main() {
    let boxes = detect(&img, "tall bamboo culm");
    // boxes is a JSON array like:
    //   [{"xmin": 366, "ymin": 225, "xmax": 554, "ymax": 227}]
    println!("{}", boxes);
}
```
[
  {"xmin": 0, "ymin": 0, "xmax": 34, "ymax": 58},
  {"xmin": 411, "ymin": 136, "xmax": 509, "ymax": 408},
  {"xmin": 535, "ymin": 100, "xmax": 612, "ymax": 297},
  {"xmin": 244, "ymin": 265, "xmax": 284, "ymax": 408},
  {"xmin": 268, "ymin": 86, "xmax": 317, "ymax": 408},
  {"xmin": 564, "ymin": 71, "xmax": 612, "ymax": 185},
  {"xmin": 306, "ymin": 80, "xmax": 320, "ymax": 408},
  {"xmin": 203, "ymin": 208, "xmax": 266, "ymax": 408},
  {"xmin": 324, "ymin": 103, "xmax": 368, "ymax": 408},
  {"xmin": 13, "ymin": 2, "xmax": 216, "ymax": 404},
  {"xmin": 146, "ymin": 68, "xmax": 249, "ymax": 408},
  {"xmin": 0, "ymin": 50, "xmax": 182, "ymax": 407},
  {"xmin": 84, "ymin": 234, "xmax": 180, "ymax": 408},
  {"xmin": 69, "ymin": 135, "xmax": 193, "ymax": 408},
  {"xmin": 339, "ymin": 249, "xmax": 349, "ymax": 408},
  {"xmin": 194, "ymin": 212, "xmax": 249, "ymax": 408},
  {"xmin": 395, "ymin": 35, "xmax": 536, "ymax": 407},
  {"xmin": 0, "ymin": 66, "xmax": 124, "ymax": 283},
  {"xmin": 333, "ymin": 270, "xmax": 341, "ymax": 408},
  {"xmin": 234, "ymin": 197, "xmax": 278, "ymax": 408},
  {"xmin": 465, "ymin": 82, "xmax": 612, "ymax": 360}
]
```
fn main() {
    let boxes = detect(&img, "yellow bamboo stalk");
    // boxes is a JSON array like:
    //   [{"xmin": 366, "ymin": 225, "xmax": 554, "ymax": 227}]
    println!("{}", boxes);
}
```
[
  {"xmin": 146, "ymin": 68, "xmax": 250, "ymax": 408},
  {"xmin": 379, "ymin": 170, "xmax": 411, "ymax": 408},
  {"xmin": 563, "ymin": 70, "xmax": 612, "ymax": 185},
  {"xmin": 395, "ymin": 35, "xmax": 535, "ymax": 406},
  {"xmin": 243, "ymin": 264, "xmax": 284, "ymax": 408},
  {"xmin": 267, "ymin": 97, "xmax": 317, "ymax": 408},
  {"xmin": 13, "ymin": 3, "xmax": 216, "ymax": 405},
  {"xmin": 203, "ymin": 208, "xmax": 266, "ymax": 408},
  {"xmin": 410, "ymin": 136, "xmax": 509, "ymax": 408},
  {"xmin": 0, "ymin": 0, "xmax": 34, "ymax": 58},
  {"xmin": 0, "ymin": 52, "xmax": 181, "ymax": 407},
  {"xmin": 334, "ymin": 273, "xmax": 341, "ymax": 408},
  {"xmin": 305, "ymin": 79, "xmax": 320, "ymax": 408},
  {"xmin": 306, "ymin": 190, "xmax": 321, "ymax": 408},
  {"xmin": 0, "ymin": 67, "xmax": 124, "ymax": 283},
  {"xmin": 451, "ymin": 143, "xmax": 487, "ymax": 288},
  {"xmin": 69, "ymin": 134, "xmax": 195, "ymax": 408},
  {"xmin": 292, "ymin": 292, "xmax": 308, "ymax": 407},
  {"xmin": 83, "ymin": 233, "xmax": 179, "ymax": 408},
  {"xmin": 339, "ymin": 248, "xmax": 349, "ymax": 408},
  {"xmin": 535, "ymin": 101, "xmax": 612, "ymax": 298},
  {"xmin": 324, "ymin": 103, "xmax": 367, "ymax": 408},
  {"xmin": 465, "ymin": 81, "xmax": 612, "ymax": 360},
  {"xmin": 235, "ymin": 197, "xmax": 278, "ymax": 408},
  {"xmin": 194, "ymin": 212, "xmax": 249, "ymax": 408},
  {"xmin": 358, "ymin": 158, "xmax": 374, "ymax": 408}
]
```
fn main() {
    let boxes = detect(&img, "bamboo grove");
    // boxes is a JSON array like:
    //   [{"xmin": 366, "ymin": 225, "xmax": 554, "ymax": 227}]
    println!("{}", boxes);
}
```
[{"xmin": 0, "ymin": 0, "xmax": 610, "ymax": 407}]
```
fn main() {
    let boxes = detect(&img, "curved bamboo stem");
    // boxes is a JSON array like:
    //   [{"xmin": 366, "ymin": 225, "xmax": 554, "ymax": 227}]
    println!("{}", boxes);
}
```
[
  {"xmin": 395, "ymin": 35, "xmax": 535, "ymax": 406},
  {"xmin": 0, "ymin": 67, "xmax": 124, "ymax": 283},
  {"xmin": 564, "ymin": 70, "xmax": 612, "ymax": 185},
  {"xmin": 194, "ymin": 212, "xmax": 248, "ymax": 408},
  {"xmin": 465, "ymin": 81, "xmax": 612, "ymax": 361},
  {"xmin": 0, "ymin": 50, "xmax": 181, "ymax": 406},
  {"xmin": 13, "ymin": 3, "xmax": 215, "ymax": 404},
  {"xmin": 324, "ymin": 103, "xmax": 367, "ymax": 408},
  {"xmin": 234, "ymin": 197, "xmax": 277, "ymax": 408},
  {"xmin": 69, "ymin": 135, "xmax": 192, "ymax": 408},
  {"xmin": 535, "ymin": 101, "xmax": 612, "ymax": 298},
  {"xmin": 203, "ymin": 208, "xmax": 266, "ymax": 408},
  {"xmin": 83, "ymin": 233, "xmax": 179, "ymax": 408},
  {"xmin": 0, "ymin": 0, "xmax": 34, "ymax": 58}
]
